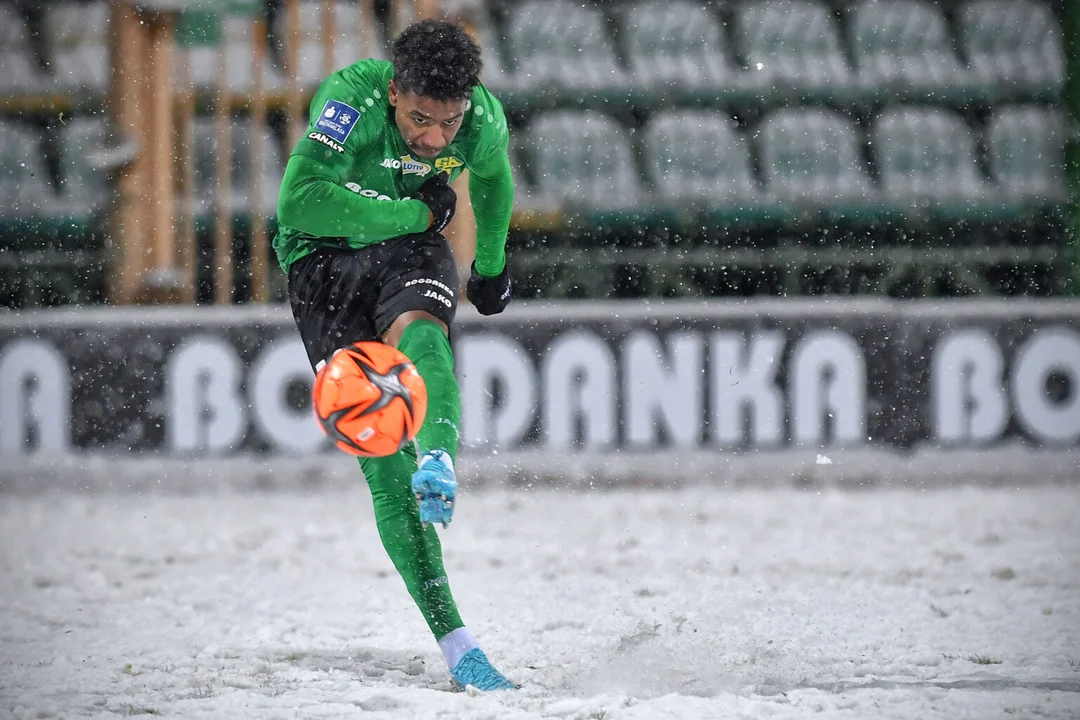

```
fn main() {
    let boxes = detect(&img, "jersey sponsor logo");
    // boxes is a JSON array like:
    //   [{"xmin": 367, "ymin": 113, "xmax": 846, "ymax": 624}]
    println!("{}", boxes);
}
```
[
  {"xmin": 344, "ymin": 182, "xmax": 392, "ymax": 202},
  {"xmin": 400, "ymin": 155, "xmax": 431, "ymax": 176},
  {"xmin": 307, "ymin": 132, "xmax": 344, "ymax": 153},
  {"xmin": 434, "ymin": 156, "xmax": 464, "ymax": 175},
  {"xmin": 421, "ymin": 289, "xmax": 453, "ymax": 308},
  {"xmin": 405, "ymin": 277, "xmax": 454, "ymax": 308},
  {"xmin": 380, "ymin": 155, "xmax": 432, "ymax": 176},
  {"xmin": 314, "ymin": 100, "xmax": 360, "ymax": 144},
  {"xmin": 404, "ymin": 277, "xmax": 454, "ymax": 296}
]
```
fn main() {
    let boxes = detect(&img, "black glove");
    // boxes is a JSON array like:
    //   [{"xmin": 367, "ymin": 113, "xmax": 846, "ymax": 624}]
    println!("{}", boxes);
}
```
[
  {"xmin": 416, "ymin": 175, "xmax": 456, "ymax": 233},
  {"xmin": 466, "ymin": 261, "xmax": 512, "ymax": 316}
]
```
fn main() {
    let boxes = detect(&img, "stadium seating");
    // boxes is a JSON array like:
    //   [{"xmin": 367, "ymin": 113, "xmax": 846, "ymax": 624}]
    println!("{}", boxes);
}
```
[
  {"xmin": 188, "ymin": 15, "xmax": 286, "ymax": 93},
  {"xmin": 758, "ymin": 108, "xmax": 877, "ymax": 214},
  {"xmin": 0, "ymin": 3, "xmax": 43, "ymax": 94},
  {"xmin": 0, "ymin": 121, "xmax": 58, "ymax": 221},
  {"xmin": 620, "ymin": 1, "xmax": 751, "ymax": 100},
  {"xmin": 273, "ymin": 0, "xmax": 384, "ymax": 92},
  {"xmin": 850, "ymin": 0, "xmax": 973, "ymax": 103},
  {"xmin": 507, "ymin": 139, "xmax": 557, "ymax": 213},
  {"xmin": 986, "ymin": 106, "xmax": 1068, "ymax": 208},
  {"xmin": 0, "ymin": 0, "xmax": 1070, "ymax": 305},
  {"xmin": 193, "ymin": 118, "xmax": 284, "ymax": 218},
  {"xmin": 44, "ymin": 2, "xmax": 110, "ymax": 93},
  {"xmin": 467, "ymin": 5, "xmax": 513, "ymax": 94},
  {"xmin": 506, "ymin": 1, "xmax": 629, "ymax": 97},
  {"xmin": 642, "ymin": 109, "xmax": 763, "ymax": 215},
  {"xmin": 56, "ymin": 117, "xmax": 113, "ymax": 221},
  {"xmin": 959, "ymin": 0, "xmax": 1066, "ymax": 103},
  {"xmin": 525, "ymin": 111, "xmax": 642, "ymax": 214},
  {"xmin": 735, "ymin": 0, "xmax": 855, "ymax": 103},
  {"xmin": 872, "ymin": 107, "xmax": 988, "ymax": 216}
]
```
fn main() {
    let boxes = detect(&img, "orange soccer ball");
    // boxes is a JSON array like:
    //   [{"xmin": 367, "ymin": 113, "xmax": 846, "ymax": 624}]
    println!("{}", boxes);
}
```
[{"xmin": 312, "ymin": 341, "xmax": 428, "ymax": 457}]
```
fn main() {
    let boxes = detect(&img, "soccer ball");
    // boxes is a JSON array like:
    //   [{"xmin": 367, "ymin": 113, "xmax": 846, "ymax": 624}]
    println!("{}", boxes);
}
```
[{"xmin": 312, "ymin": 341, "xmax": 428, "ymax": 457}]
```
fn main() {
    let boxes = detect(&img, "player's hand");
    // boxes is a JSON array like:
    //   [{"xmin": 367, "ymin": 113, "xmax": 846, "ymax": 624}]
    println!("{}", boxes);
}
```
[
  {"xmin": 466, "ymin": 261, "xmax": 512, "ymax": 316},
  {"xmin": 417, "ymin": 175, "xmax": 456, "ymax": 233}
]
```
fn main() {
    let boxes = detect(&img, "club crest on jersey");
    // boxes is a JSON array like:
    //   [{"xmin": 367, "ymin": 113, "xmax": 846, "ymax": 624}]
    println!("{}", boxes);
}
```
[
  {"xmin": 434, "ymin": 156, "xmax": 464, "ymax": 175},
  {"xmin": 314, "ymin": 100, "xmax": 360, "ymax": 144},
  {"xmin": 308, "ymin": 132, "xmax": 344, "ymax": 153}
]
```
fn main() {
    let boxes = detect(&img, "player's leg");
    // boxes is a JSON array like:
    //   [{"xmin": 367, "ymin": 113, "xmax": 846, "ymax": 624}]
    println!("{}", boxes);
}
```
[
  {"xmin": 287, "ymin": 246, "xmax": 468, "ymax": 660},
  {"xmin": 373, "ymin": 230, "xmax": 517, "ymax": 691},
  {"xmin": 358, "ymin": 444, "xmax": 463, "ymax": 639},
  {"xmin": 385, "ymin": 311, "xmax": 460, "ymax": 464},
  {"xmin": 384, "ymin": 311, "xmax": 460, "ymax": 527},
  {"xmin": 374, "ymin": 231, "xmax": 464, "ymax": 530}
]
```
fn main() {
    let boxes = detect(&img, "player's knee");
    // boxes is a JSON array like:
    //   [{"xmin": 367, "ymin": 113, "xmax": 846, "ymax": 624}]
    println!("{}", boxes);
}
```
[{"xmin": 384, "ymin": 311, "xmax": 448, "ymax": 348}]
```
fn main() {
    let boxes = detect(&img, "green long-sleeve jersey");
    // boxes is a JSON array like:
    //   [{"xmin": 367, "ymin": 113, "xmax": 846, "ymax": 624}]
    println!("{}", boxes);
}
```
[{"xmin": 273, "ymin": 59, "xmax": 514, "ymax": 276}]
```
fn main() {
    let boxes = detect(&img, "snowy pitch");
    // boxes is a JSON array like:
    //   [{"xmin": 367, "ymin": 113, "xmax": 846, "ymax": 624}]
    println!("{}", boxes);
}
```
[{"xmin": 2, "ymin": 484, "xmax": 1078, "ymax": 719}]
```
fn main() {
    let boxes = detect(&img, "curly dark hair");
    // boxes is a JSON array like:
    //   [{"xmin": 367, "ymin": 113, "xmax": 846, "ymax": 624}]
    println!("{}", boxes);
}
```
[{"xmin": 391, "ymin": 20, "xmax": 482, "ymax": 101}]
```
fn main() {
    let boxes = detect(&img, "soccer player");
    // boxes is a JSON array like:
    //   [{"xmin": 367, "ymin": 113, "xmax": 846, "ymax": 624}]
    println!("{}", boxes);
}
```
[{"xmin": 273, "ymin": 20, "xmax": 516, "ymax": 691}]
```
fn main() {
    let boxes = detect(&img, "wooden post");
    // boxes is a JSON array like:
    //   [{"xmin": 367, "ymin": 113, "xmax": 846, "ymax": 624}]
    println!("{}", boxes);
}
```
[
  {"xmin": 214, "ymin": 22, "xmax": 233, "ymax": 304},
  {"xmin": 176, "ymin": 47, "xmax": 197, "ymax": 304},
  {"xmin": 145, "ymin": 13, "xmax": 179, "ymax": 302},
  {"xmin": 250, "ymin": 13, "xmax": 269, "ymax": 303},
  {"xmin": 108, "ymin": 1, "xmax": 149, "ymax": 304}
]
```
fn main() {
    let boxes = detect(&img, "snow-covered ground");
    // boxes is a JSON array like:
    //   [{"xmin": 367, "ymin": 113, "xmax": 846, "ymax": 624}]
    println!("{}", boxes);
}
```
[{"xmin": 2, "ymin": 484, "xmax": 1078, "ymax": 719}]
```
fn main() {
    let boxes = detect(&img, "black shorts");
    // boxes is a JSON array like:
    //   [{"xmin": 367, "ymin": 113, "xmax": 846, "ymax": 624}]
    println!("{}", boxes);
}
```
[{"xmin": 288, "ymin": 231, "xmax": 458, "ymax": 370}]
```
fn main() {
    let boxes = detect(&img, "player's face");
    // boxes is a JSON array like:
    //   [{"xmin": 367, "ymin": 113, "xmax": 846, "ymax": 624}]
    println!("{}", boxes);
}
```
[{"xmin": 388, "ymin": 80, "xmax": 467, "ymax": 159}]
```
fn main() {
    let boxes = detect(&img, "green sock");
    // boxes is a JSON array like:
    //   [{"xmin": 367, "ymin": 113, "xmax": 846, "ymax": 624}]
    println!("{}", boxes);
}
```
[
  {"xmin": 360, "ymin": 445, "xmax": 464, "ymax": 639},
  {"xmin": 397, "ymin": 319, "xmax": 461, "ymax": 463}
]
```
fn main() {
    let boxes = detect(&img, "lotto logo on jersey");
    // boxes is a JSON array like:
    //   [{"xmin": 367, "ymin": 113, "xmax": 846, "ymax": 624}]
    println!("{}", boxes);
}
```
[
  {"xmin": 314, "ymin": 100, "xmax": 360, "ymax": 144},
  {"xmin": 435, "ymin": 156, "xmax": 464, "ymax": 175},
  {"xmin": 381, "ymin": 155, "xmax": 431, "ymax": 176}
]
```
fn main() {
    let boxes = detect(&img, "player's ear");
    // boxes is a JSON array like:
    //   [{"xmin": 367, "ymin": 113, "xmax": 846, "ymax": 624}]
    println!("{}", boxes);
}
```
[{"xmin": 387, "ymin": 79, "xmax": 399, "ymax": 107}]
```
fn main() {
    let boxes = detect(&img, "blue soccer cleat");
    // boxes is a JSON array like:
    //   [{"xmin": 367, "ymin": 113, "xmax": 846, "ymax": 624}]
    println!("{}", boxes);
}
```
[
  {"xmin": 449, "ymin": 648, "xmax": 518, "ymax": 691},
  {"xmin": 411, "ymin": 449, "xmax": 456, "ymax": 527}
]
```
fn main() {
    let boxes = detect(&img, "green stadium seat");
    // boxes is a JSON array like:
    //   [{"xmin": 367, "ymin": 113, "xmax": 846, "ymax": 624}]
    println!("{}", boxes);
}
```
[
  {"xmin": 0, "ymin": 122, "xmax": 59, "ymax": 222},
  {"xmin": 272, "ymin": 1, "xmax": 384, "ymax": 92},
  {"xmin": 734, "ymin": 0, "xmax": 855, "ymax": 103},
  {"xmin": 508, "ymin": 139, "xmax": 557, "ymax": 213},
  {"xmin": 642, "ymin": 109, "xmax": 762, "ymax": 213},
  {"xmin": 620, "ymin": 1, "xmax": 752, "ymax": 99},
  {"xmin": 959, "ymin": 0, "xmax": 1065, "ymax": 102},
  {"xmin": 189, "ymin": 15, "xmax": 286, "ymax": 94},
  {"xmin": 231, "ymin": 119, "xmax": 285, "ymax": 216},
  {"xmin": 872, "ymin": 107, "xmax": 989, "ymax": 217},
  {"xmin": 986, "ymin": 106, "xmax": 1067, "ymax": 208},
  {"xmin": 850, "ymin": 0, "xmax": 973, "ymax": 103},
  {"xmin": 0, "ymin": 3, "xmax": 45, "ymax": 94},
  {"xmin": 524, "ymin": 111, "xmax": 643, "ymax": 214},
  {"xmin": 759, "ymin": 109, "xmax": 877, "ymax": 214},
  {"xmin": 45, "ymin": 2, "xmax": 110, "ymax": 92},
  {"xmin": 57, "ymin": 118, "xmax": 113, "ymax": 221},
  {"xmin": 469, "ymin": 5, "xmax": 513, "ymax": 94},
  {"xmin": 193, "ymin": 118, "xmax": 284, "ymax": 218},
  {"xmin": 506, "ymin": 1, "xmax": 629, "ymax": 96}
]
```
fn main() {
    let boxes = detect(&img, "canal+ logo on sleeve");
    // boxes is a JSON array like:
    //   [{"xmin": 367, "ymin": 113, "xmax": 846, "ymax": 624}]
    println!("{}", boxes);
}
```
[{"xmin": 315, "ymin": 100, "xmax": 360, "ymax": 144}]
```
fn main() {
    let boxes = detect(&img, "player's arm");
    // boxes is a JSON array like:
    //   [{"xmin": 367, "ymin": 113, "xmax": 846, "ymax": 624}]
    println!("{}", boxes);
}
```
[
  {"xmin": 466, "ymin": 130, "xmax": 514, "ymax": 277},
  {"xmin": 277, "ymin": 73, "xmax": 433, "ymax": 246},
  {"xmin": 277, "ymin": 154, "xmax": 430, "ymax": 245}
]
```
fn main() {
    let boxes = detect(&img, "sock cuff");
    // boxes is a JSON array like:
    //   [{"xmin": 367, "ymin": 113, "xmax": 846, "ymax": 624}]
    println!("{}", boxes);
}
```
[{"xmin": 438, "ymin": 627, "xmax": 479, "ymax": 670}]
